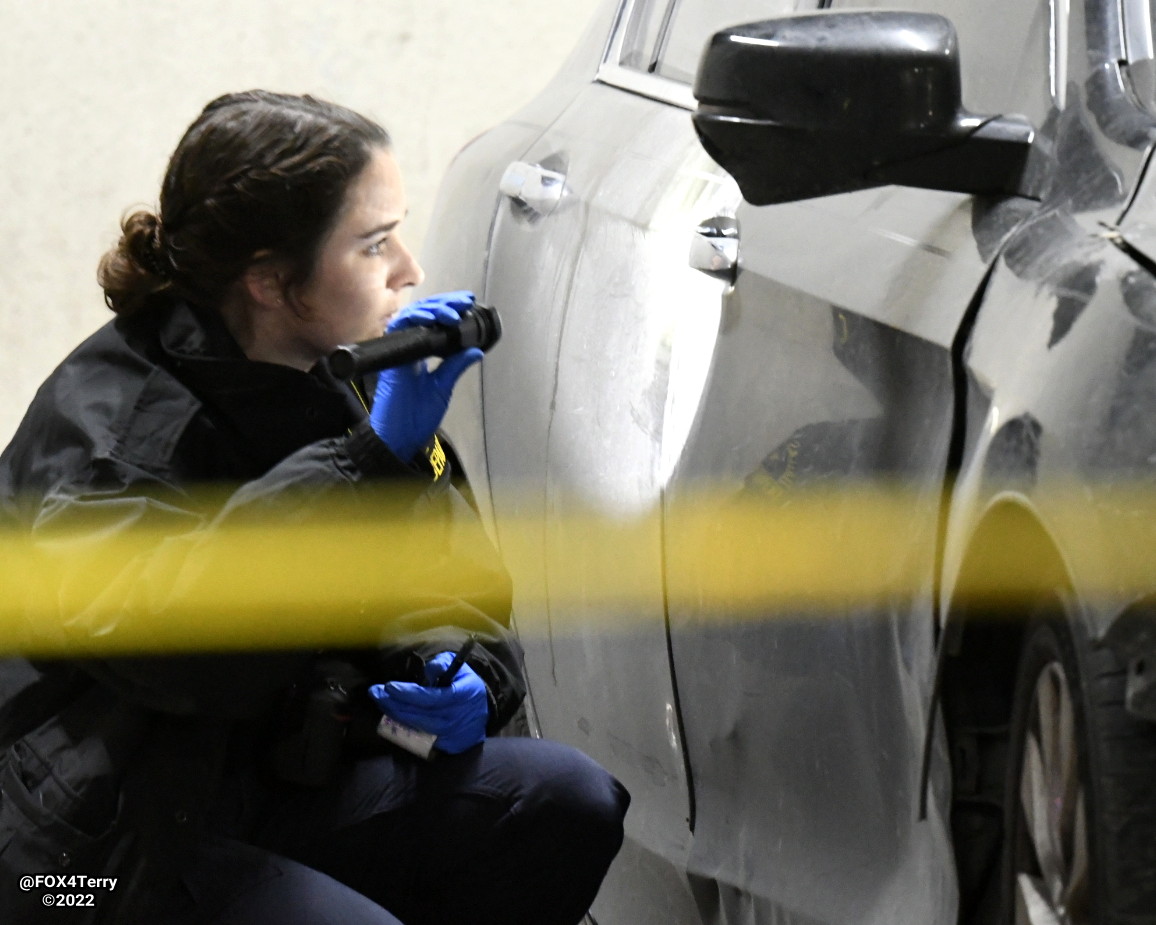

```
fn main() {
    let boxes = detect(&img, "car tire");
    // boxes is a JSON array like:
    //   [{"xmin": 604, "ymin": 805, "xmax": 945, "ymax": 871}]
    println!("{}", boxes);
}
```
[{"xmin": 1002, "ymin": 615, "xmax": 1156, "ymax": 924}]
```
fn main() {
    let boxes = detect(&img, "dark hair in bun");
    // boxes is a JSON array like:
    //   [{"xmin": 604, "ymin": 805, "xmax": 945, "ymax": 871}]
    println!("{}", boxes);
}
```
[{"xmin": 98, "ymin": 90, "xmax": 390, "ymax": 316}]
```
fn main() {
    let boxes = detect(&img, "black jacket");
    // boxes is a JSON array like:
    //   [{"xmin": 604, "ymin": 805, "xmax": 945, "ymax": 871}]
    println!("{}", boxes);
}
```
[{"xmin": 0, "ymin": 300, "xmax": 523, "ymax": 917}]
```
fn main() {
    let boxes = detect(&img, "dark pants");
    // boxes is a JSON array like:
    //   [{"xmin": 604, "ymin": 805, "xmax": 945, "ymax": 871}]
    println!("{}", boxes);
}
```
[{"xmin": 133, "ymin": 737, "xmax": 629, "ymax": 925}]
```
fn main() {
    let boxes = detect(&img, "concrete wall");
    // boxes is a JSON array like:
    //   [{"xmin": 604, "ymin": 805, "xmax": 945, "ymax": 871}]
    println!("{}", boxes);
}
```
[{"xmin": 0, "ymin": 0, "xmax": 602, "ymax": 446}]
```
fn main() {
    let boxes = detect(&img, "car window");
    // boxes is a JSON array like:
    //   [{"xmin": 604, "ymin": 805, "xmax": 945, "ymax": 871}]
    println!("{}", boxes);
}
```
[
  {"xmin": 827, "ymin": 0, "xmax": 1051, "ymax": 126},
  {"xmin": 653, "ymin": 0, "xmax": 809, "ymax": 84},
  {"xmin": 604, "ymin": 0, "xmax": 820, "ymax": 108}
]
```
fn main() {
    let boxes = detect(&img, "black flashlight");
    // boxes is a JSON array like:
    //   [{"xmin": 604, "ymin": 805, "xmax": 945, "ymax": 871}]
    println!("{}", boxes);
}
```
[{"xmin": 327, "ymin": 303, "xmax": 502, "ymax": 380}]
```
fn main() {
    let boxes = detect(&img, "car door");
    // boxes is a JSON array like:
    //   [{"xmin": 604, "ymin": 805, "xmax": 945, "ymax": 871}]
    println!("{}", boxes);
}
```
[
  {"xmin": 660, "ymin": 1, "xmax": 1055, "ymax": 922},
  {"xmin": 477, "ymin": 2, "xmax": 799, "ymax": 922}
]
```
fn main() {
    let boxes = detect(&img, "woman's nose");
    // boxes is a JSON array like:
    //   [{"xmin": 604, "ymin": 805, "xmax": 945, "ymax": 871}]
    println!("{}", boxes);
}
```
[{"xmin": 391, "ymin": 238, "xmax": 424, "ymax": 290}]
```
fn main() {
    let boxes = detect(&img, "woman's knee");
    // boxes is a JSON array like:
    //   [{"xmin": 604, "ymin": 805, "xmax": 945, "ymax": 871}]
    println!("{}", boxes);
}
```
[{"xmin": 502, "ymin": 738, "xmax": 630, "ymax": 844}]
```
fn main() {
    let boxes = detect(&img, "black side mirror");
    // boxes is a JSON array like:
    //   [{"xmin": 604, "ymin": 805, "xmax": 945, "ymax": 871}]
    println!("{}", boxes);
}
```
[{"xmin": 691, "ymin": 11, "xmax": 1035, "ymax": 205}]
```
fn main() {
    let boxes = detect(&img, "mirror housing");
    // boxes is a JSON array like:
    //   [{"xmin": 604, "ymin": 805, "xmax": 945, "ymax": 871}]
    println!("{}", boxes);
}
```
[{"xmin": 691, "ymin": 12, "xmax": 1035, "ymax": 205}]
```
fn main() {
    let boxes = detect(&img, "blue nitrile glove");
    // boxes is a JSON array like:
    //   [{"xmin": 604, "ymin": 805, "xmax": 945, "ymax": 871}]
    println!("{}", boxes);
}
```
[
  {"xmin": 368, "ymin": 651, "xmax": 489, "ymax": 754},
  {"xmin": 369, "ymin": 291, "xmax": 484, "ymax": 462}
]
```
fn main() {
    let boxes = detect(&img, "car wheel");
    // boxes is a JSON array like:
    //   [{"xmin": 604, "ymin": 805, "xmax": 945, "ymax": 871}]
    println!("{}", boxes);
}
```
[{"xmin": 1002, "ymin": 617, "xmax": 1156, "ymax": 924}]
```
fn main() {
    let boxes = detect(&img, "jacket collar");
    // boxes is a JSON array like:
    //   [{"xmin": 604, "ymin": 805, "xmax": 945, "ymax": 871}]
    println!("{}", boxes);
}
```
[{"xmin": 154, "ymin": 302, "xmax": 367, "ymax": 473}]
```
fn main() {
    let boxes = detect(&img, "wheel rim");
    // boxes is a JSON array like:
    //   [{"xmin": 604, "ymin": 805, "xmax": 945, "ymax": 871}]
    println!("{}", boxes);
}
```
[{"xmin": 1014, "ymin": 661, "xmax": 1090, "ymax": 925}]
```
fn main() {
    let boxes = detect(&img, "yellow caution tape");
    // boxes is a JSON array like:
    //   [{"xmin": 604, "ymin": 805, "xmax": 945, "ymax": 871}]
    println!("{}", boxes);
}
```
[{"xmin": 0, "ymin": 483, "xmax": 1152, "ymax": 657}]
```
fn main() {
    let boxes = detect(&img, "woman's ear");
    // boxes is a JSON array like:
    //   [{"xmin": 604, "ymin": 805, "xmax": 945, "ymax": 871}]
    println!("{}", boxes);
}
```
[{"xmin": 240, "ymin": 251, "xmax": 289, "ymax": 310}]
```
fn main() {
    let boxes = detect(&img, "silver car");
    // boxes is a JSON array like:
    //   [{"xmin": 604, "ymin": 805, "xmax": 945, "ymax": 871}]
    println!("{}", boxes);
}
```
[{"xmin": 418, "ymin": 1, "xmax": 1156, "ymax": 923}]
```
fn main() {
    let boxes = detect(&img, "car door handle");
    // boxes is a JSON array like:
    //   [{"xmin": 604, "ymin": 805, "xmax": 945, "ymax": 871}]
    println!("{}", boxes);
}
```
[
  {"xmin": 499, "ymin": 161, "xmax": 566, "ymax": 217},
  {"xmin": 689, "ymin": 215, "xmax": 739, "ymax": 282}
]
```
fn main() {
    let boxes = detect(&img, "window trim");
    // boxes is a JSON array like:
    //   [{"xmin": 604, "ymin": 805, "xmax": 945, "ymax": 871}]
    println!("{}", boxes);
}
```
[
  {"xmin": 596, "ymin": 0, "xmax": 699, "ymax": 110},
  {"xmin": 650, "ymin": 0, "xmax": 684, "ymax": 72},
  {"xmin": 1050, "ymin": 0, "xmax": 1070, "ymax": 107},
  {"xmin": 1117, "ymin": 0, "xmax": 1156, "ymax": 114},
  {"xmin": 1122, "ymin": 0, "xmax": 1154, "ymax": 61}
]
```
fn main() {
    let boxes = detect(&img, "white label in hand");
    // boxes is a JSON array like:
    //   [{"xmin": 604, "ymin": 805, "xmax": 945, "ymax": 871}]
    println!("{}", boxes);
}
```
[{"xmin": 376, "ymin": 714, "xmax": 437, "ymax": 760}]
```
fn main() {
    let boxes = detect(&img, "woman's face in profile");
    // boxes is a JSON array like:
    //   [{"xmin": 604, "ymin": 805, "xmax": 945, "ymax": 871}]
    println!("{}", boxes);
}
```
[{"xmin": 288, "ymin": 147, "xmax": 425, "ymax": 357}]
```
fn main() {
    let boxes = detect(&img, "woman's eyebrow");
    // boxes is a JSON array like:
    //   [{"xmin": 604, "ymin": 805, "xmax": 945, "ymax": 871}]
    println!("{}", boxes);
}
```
[{"xmin": 359, "ymin": 219, "xmax": 401, "ymax": 239}]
